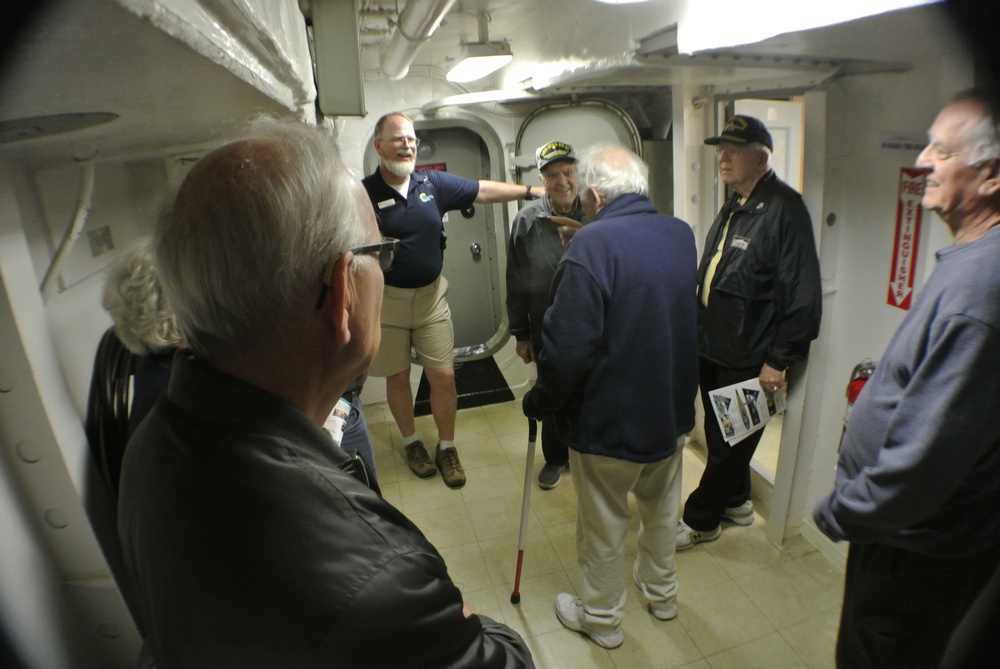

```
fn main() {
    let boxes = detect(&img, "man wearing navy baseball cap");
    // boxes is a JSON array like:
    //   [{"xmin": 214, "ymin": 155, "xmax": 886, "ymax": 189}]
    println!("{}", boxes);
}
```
[
  {"xmin": 703, "ymin": 114, "xmax": 775, "ymax": 151},
  {"xmin": 677, "ymin": 115, "xmax": 822, "ymax": 550}
]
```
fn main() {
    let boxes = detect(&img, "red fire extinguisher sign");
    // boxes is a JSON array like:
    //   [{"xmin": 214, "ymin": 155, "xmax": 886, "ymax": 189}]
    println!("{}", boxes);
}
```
[{"xmin": 886, "ymin": 167, "xmax": 925, "ymax": 311}]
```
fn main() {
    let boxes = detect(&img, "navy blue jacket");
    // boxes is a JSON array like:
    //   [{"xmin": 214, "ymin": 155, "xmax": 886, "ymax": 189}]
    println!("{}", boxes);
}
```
[{"xmin": 523, "ymin": 193, "xmax": 699, "ymax": 462}]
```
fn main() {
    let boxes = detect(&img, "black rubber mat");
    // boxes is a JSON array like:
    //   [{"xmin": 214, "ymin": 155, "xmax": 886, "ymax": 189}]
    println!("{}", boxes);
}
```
[{"xmin": 413, "ymin": 356, "xmax": 514, "ymax": 416}]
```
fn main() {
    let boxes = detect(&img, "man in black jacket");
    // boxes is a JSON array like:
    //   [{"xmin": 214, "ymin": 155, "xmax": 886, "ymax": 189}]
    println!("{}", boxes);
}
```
[
  {"xmin": 678, "ymin": 115, "xmax": 822, "ymax": 550},
  {"xmin": 118, "ymin": 117, "xmax": 534, "ymax": 669}
]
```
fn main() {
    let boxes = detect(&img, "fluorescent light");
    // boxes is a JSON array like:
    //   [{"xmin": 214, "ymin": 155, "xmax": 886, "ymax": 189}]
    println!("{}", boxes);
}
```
[
  {"xmin": 592, "ymin": 0, "xmax": 650, "ymax": 4},
  {"xmin": 446, "ymin": 41, "xmax": 513, "ymax": 82},
  {"xmin": 678, "ymin": 0, "xmax": 939, "ymax": 54}
]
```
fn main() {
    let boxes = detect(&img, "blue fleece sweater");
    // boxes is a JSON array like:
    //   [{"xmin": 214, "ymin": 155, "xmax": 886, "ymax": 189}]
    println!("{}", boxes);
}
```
[{"xmin": 523, "ymin": 193, "xmax": 699, "ymax": 463}]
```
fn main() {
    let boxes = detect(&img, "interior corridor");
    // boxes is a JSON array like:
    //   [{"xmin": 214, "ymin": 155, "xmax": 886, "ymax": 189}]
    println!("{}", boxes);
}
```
[{"xmin": 364, "ymin": 386, "xmax": 843, "ymax": 669}]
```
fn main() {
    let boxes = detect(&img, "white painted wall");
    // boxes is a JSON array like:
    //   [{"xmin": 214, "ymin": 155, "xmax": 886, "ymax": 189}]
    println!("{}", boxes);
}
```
[
  {"xmin": 0, "ymin": 2, "xmax": 314, "ymax": 666},
  {"xmin": 0, "ymin": 173, "xmax": 141, "ymax": 668}
]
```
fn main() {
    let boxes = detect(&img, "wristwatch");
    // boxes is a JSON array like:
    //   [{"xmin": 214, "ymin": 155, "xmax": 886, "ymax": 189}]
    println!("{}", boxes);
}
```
[{"xmin": 524, "ymin": 185, "xmax": 536, "ymax": 200}]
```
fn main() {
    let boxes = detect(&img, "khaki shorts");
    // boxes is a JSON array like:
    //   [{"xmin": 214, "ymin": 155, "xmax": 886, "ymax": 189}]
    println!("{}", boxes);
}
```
[{"xmin": 369, "ymin": 275, "xmax": 455, "ymax": 376}]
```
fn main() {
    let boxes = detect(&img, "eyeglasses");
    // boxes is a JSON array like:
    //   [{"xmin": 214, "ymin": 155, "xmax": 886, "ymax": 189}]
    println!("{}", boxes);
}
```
[
  {"xmin": 314, "ymin": 237, "xmax": 399, "ymax": 309},
  {"xmin": 351, "ymin": 236, "xmax": 398, "ymax": 271},
  {"xmin": 379, "ymin": 135, "xmax": 420, "ymax": 147}
]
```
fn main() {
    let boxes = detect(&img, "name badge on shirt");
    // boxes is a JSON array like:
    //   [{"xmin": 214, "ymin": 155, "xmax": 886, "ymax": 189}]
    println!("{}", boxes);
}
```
[
  {"xmin": 731, "ymin": 235, "xmax": 750, "ymax": 251},
  {"xmin": 377, "ymin": 198, "xmax": 395, "ymax": 210}
]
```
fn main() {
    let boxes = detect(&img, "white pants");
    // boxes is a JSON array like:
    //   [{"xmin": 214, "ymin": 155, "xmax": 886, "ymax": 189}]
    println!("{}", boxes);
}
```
[{"xmin": 570, "ymin": 437, "xmax": 685, "ymax": 631}]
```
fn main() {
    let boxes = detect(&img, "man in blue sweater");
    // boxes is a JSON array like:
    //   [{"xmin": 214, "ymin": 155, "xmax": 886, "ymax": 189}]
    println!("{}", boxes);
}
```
[
  {"xmin": 523, "ymin": 143, "xmax": 699, "ymax": 648},
  {"xmin": 814, "ymin": 89, "xmax": 1000, "ymax": 668}
]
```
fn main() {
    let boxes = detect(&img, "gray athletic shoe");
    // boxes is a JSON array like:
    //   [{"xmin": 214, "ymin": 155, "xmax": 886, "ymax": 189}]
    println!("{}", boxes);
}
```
[{"xmin": 538, "ymin": 462, "xmax": 568, "ymax": 490}]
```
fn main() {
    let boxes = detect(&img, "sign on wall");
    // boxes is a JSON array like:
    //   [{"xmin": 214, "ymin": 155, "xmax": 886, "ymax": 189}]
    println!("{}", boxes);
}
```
[{"xmin": 887, "ymin": 167, "xmax": 926, "ymax": 311}]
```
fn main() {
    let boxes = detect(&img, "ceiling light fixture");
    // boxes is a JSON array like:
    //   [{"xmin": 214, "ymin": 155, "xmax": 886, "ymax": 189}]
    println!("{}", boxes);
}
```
[
  {"xmin": 446, "ymin": 41, "xmax": 513, "ymax": 82},
  {"xmin": 445, "ymin": 12, "xmax": 513, "ymax": 83}
]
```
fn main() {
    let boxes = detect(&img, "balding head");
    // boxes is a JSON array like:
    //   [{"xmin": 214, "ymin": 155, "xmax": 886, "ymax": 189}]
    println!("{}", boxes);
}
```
[{"xmin": 155, "ymin": 118, "xmax": 370, "ymax": 359}]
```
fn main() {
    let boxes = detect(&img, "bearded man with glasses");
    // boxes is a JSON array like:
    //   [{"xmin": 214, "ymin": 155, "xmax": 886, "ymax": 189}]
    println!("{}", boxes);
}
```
[{"xmin": 362, "ymin": 112, "xmax": 544, "ymax": 489}]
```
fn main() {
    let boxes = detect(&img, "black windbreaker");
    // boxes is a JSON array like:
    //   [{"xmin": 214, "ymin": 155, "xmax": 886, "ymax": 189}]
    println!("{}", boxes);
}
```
[
  {"xmin": 697, "ymin": 170, "xmax": 822, "ymax": 370},
  {"xmin": 505, "ymin": 195, "xmax": 585, "ymax": 349}
]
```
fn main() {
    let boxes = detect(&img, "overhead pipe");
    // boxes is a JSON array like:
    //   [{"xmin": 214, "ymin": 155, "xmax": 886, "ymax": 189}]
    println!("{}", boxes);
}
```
[
  {"xmin": 381, "ymin": 0, "xmax": 460, "ymax": 80},
  {"xmin": 41, "ymin": 160, "xmax": 95, "ymax": 303}
]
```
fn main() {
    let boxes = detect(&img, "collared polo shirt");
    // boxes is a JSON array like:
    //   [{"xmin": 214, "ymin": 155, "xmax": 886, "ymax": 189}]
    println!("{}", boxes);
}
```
[{"xmin": 362, "ymin": 168, "xmax": 479, "ymax": 288}]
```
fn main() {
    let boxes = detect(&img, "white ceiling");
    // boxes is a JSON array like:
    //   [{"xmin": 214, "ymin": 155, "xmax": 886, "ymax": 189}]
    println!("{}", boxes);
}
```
[
  {"xmin": 0, "ymin": 0, "xmax": 288, "ymax": 167},
  {"xmin": 0, "ymin": 0, "xmax": 984, "ymax": 170}
]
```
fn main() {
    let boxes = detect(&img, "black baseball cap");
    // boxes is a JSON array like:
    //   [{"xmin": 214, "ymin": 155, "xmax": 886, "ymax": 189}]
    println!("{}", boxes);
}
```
[{"xmin": 704, "ymin": 115, "xmax": 773, "ymax": 151}]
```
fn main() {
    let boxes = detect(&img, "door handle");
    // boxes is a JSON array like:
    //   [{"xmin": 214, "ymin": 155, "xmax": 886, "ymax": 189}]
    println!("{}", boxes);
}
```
[{"xmin": 469, "ymin": 242, "xmax": 482, "ymax": 257}]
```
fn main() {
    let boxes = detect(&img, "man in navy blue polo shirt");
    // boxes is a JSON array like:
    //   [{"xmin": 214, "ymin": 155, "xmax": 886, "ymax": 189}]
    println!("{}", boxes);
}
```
[{"xmin": 362, "ymin": 112, "xmax": 542, "ymax": 489}]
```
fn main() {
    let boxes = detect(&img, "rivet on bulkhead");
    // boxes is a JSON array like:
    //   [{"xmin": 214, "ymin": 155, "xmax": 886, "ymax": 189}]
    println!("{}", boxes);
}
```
[{"xmin": 43, "ymin": 509, "xmax": 69, "ymax": 529}]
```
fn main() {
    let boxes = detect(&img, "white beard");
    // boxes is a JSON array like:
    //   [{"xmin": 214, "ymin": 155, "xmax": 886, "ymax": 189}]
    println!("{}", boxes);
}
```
[{"xmin": 384, "ymin": 158, "xmax": 415, "ymax": 179}]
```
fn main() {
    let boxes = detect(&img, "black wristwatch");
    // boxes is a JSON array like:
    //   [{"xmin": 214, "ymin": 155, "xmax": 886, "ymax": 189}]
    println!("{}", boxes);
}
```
[{"xmin": 524, "ymin": 185, "xmax": 536, "ymax": 200}]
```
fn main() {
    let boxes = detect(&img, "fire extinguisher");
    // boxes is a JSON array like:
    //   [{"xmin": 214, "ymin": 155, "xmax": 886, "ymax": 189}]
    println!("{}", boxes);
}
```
[{"xmin": 839, "ymin": 358, "xmax": 876, "ymax": 450}]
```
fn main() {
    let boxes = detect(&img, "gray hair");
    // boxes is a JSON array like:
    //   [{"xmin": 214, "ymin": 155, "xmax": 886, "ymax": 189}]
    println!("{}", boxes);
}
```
[
  {"xmin": 102, "ymin": 242, "xmax": 183, "ymax": 356},
  {"xmin": 951, "ymin": 88, "xmax": 1000, "ymax": 166},
  {"xmin": 154, "ymin": 116, "xmax": 370, "ymax": 358},
  {"xmin": 576, "ymin": 143, "xmax": 649, "ymax": 200},
  {"xmin": 748, "ymin": 141, "xmax": 773, "ymax": 161}
]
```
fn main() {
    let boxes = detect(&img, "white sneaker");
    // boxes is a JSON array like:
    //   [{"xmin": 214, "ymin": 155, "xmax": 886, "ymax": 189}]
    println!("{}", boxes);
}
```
[
  {"xmin": 631, "ymin": 562, "xmax": 677, "ymax": 621},
  {"xmin": 722, "ymin": 500, "xmax": 754, "ymax": 526},
  {"xmin": 553, "ymin": 592, "xmax": 624, "ymax": 649},
  {"xmin": 676, "ymin": 519, "xmax": 721, "ymax": 551}
]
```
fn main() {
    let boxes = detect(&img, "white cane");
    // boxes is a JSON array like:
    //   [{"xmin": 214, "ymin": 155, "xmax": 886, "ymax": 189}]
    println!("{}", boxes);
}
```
[{"xmin": 510, "ymin": 418, "xmax": 538, "ymax": 605}]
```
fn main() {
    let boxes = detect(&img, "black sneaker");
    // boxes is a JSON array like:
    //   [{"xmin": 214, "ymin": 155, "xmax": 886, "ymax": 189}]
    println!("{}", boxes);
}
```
[
  {"xmin": 404, "ymin": 440, "xmax": 436, "ymax": 478},
  {"xmin": 538, "ymin": 462, "xmax": 567, "ymax": 490},
  {"xmin": 435, "ymin": 445, "xmax": 466, "ymax": 489}
]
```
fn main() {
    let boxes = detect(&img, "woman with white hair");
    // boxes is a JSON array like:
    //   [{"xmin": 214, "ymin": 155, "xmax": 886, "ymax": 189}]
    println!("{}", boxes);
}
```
[{"xmin": 101, "ymin": 241, "xmax": 183, "ymax": 435}]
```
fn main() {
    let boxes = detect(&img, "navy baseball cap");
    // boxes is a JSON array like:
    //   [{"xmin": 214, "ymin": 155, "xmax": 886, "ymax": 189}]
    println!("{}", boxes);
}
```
[{"xmin": 704, "ymin": 115, "xmax": 774, "ymax": 151}]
